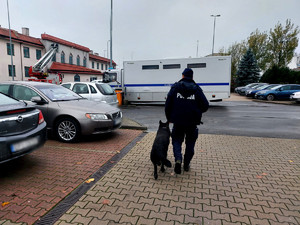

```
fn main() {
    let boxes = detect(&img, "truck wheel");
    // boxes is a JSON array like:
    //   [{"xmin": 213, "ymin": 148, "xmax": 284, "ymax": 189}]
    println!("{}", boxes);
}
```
[
  {"xmin": 266, "ymin": 94, "xmax": 275, "ymax": 101},
  {"xmin": 55, "ymin": 118, "xmax": 80, "ymax": 142}
]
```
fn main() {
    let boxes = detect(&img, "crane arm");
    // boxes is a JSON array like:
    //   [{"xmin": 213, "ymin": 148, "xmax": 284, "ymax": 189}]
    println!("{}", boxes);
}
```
[{"xmin": 32, "ymin": 43, "xmax": 58, "ymax": 73}]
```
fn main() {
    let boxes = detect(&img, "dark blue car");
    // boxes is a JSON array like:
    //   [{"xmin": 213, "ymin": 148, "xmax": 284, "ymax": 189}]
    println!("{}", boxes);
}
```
[
  {"xmin": 255, "ymin": 84, "xmax": 300, "ymax": 101},
  {"xmin": 246, "ymin": 84, "xmax": 279, "ymax": 98}
]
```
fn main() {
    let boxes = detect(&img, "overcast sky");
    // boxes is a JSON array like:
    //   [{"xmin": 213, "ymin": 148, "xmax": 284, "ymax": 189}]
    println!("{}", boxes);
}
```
[{"xmin": 1, "ymin": 0, "xmax": 299, "ymax": 67}]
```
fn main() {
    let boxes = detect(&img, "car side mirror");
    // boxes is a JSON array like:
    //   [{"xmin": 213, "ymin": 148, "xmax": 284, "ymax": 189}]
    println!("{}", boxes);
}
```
[{"xmin": 31, "ymin": 96, "xmax": 46, "ymax": 104}]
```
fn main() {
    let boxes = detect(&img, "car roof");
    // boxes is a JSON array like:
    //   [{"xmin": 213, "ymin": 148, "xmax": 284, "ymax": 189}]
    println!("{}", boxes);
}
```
[
  {"xmin": 1, "ymin": 81, "xmax": 57, "ymax": 87},
  {"xmin": 62, "ymin": 82, "xmax": 107, "ymax": 85}
]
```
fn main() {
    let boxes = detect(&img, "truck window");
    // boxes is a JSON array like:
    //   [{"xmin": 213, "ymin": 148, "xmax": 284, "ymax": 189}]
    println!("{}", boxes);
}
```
[
  {"xmin": 142, "ymin": 65, "xmax": 159, "ymax": 70},
  {"xmin": 163, "ymin": 64, "xmax": 181, "ymax": 69},
  {"xmin": 187, "ymin": 63, "xmax": 206, "ymax": 68},
  {"xmin": 104, "ymin": 72, "xmax": 117, "ymax": 82}
]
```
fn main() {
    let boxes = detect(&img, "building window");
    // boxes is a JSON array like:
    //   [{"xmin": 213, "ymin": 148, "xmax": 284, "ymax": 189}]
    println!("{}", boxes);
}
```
[
  {"xmin": 97, "ymin": 63, "xmax": 99, "ymax": 69},
  {"xmin": 187, "ymin": 63, "xmax": 206, "ymax": 68},
  {"xmin": 52, "ymin": 53, "xmax": 56, "ymax": 62},
  {"xmin": 163, "ymin": 64, "xmax": 180, "ymax": 69},
  {"xmin": 142, "ymin": 65, "xmax": 159, "ymax": 70},
  {"xmin": 69, "ymin": 54, "xmax": 73, "ymax": 65},
  {"xmin": 7, "ymin": 43, "xmax": 14, "ymax": 56},
  {"xmin": 23, "ymin": 47, "xmax": 30, "ymax": 58},
  {"xmin": 36, "ymin": 49, "xmax": 41, "ymax": 60},
  {"xmin": 90, "ymin": 77, "xmax": 97, "ymax": 82},
  {"xmin": 105, "ymin": 64, "xmax": 108, "ymax": 70},
  {"xmin": 74, "ymin": 74, "xmax": 80, "ymax": 82},
  {"xmin": 92, "ymin": 61, "xmax": 94, "ymax": 68},
  {"xmin": 77, "ymin": 55, "xmax": 80, "ymax": 66},
  {"xmin": 61, "ymin": 51, "xmax": 65, "ymax": 63},
  {"xmin": 24, "ymin": 66, "xmax": 30, "ymax": 77},
  {"xmin": 83, "ymin": 57, "xmax": 87, "ymax": 67},
  {"xmin": 101, "ymin": 64, "xmax": 104, "ymax": 70},
  {"xmin": 8, "ymin": 65, "xmax": 16, "ymax": 77}
]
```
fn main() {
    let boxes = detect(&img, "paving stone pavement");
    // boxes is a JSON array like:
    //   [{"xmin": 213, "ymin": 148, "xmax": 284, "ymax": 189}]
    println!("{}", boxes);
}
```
[
  {"xmin": 51, "ymin": 133, "xmax": 300, "ymax": 225},
  {"xmin": 0, "ymin": 129, "xmax": 143, "ymax": 225}
]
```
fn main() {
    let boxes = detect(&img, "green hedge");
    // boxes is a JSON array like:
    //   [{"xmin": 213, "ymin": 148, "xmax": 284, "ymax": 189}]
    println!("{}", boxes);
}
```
[{"xmin": 260, "ymin": 66, "xmax": 300, "ymax": 84}]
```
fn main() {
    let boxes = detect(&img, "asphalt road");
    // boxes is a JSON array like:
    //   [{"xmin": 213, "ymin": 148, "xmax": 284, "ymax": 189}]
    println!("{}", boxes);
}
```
[{"xmin": 120, "ymin": 100, "xmax": 300, "ymax": 139}]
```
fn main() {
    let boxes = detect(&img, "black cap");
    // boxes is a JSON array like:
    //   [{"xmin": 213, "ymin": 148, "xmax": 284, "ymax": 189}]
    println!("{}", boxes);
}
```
[{"xmin": 182, "ymin": 68, "xmax": 193, "ymax": 79}]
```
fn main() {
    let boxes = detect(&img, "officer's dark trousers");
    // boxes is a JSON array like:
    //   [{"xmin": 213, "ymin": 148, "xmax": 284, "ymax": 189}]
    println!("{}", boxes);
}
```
[{"xmin": 171, "ymin": 124, "xmax": 199, "ymax": 165}]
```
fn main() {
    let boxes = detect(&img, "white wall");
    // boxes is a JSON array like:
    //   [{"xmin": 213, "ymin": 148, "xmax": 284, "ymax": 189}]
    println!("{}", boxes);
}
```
[
  {"xmin": 61, "ymin": 73, "xmax": 103, "ymax": 82},
  {"xmin": 0, "ymin": 39, "xmax": 45, "ymax": 82},
  {"xmin": 41, "ymin": 40, "xmax": 89, "ymax": 69}
]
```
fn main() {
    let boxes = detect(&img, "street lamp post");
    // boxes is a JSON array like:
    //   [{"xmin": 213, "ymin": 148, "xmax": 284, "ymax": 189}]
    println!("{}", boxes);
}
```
[
  {"xmin": 109, "ymin": 0, "xmax": 113, "ymax": 69},
  {"xmin": 107, "ymin": 40, "xmax": 110, "ymax": 59},
  {"xmin": 6, "ymin": 0, "xmax": 14, "ymax": 80},
  {"xmin": 211, "ymin": 14, "xmax": 220, "ymax": 56},
  {"xmin": 196, "ymin": 40, "xmax": 199, "ymax": 58}
]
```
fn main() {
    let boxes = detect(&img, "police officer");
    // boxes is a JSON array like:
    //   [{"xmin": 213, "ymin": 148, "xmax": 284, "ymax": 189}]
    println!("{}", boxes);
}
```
[{"xmin": 165, "ymin": 68, "xmax": 209, "ymax": 174}]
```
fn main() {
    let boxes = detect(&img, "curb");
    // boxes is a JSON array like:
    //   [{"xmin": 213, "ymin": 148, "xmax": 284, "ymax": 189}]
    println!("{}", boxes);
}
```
[
  {"xmin": 252, "ymin": 99, "xmax": 299, "ymax": 105},
  {"xmin": 120, "ymin": 117, "xmax": 148, "ymax": 130},
  {"xmin": 120, "ymin": 125, "xmax": 148, "ymax": 130}
]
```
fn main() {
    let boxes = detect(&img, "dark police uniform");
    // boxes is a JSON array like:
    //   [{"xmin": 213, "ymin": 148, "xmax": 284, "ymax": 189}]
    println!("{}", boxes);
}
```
[{"xmin": 165, "ymin": 72, "xmax": 209, "ymax": 173}]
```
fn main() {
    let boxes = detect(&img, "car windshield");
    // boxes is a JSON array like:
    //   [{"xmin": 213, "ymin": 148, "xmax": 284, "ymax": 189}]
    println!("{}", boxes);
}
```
[
  {"xmin": 0, "ymin": 93, "xmax": 19, "ymax": 105},
  {"xmin": 264, "ymin": 85, "xmax": 278, "ymax": 90},
  {"xmin": 255, "ymin": 84, "xmax": 267, "ymax": 89},
  {"xmin": 257, "ymin": 85, "xmax": 269, "ymax": 90},
  {"xmin": 36, "ymin": 85, "xmax": 83, "ymax": 101},
  {"xmin": 270, "ymin": 85, "xmax": 282, "ymax": 90},
  {"xmin": 95, "ymin": 83, "xmax": 115, "ymax": 95}
]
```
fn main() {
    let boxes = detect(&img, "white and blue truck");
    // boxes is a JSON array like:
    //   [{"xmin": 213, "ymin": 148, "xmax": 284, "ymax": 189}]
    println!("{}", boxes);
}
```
[{"xmin": 104, "ymin": 56, "xmax": 231, "ymax": 104}]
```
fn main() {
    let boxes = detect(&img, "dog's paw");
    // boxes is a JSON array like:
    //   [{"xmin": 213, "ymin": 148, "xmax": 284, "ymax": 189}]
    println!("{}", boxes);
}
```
[
  {"xmin": 165, "ymin": 160, "xmax": 172, "ymax": 168},
  {"xmin": 154, "ymin": 173, "xmax": 158, "ymax": 180},
  {"xmin": 160, "ymin": 167, "xmax": 165, "ymax": 172}
]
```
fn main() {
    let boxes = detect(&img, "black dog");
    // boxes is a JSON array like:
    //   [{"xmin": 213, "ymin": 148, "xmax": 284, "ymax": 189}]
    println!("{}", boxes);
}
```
[{"xmin": 150, "ymin": 120, "xmax": 172, "ymax": 179}]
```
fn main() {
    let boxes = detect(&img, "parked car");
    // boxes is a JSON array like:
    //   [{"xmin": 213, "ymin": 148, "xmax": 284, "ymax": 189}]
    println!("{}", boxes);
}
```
[
  {"xmin": 255, "ymin": 84, "xmax": 300, "ymax": 101},
  {"xmin": 0, "ymin": 92, "xmax": 47, "ymax": 163},
  {"xmin": 61, "ymin": 82, "xmax": 118, "ymax": 106},
  {"xmin": 290, "ymin": 91, "xmax": 300, "ymax": 103},
  {"xmin": 245, "ymin": 84, "xmax": 279, "ymax": 98},
  {"xmin": 235, "ymin": 83, "xmax": 266, "ymax": 95},
  {"xmin": 0, "ymin": 81, "xmax": 122, "ymax": 143}
]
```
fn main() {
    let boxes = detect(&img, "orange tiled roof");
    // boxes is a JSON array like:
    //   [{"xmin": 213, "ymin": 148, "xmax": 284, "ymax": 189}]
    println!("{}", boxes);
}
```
[
  {"xmin": 49, "ymin": 62, "xmax": 103, "ymax": 75},
  {"xmin": 89, "ymin": 54, "xmax": 116, "ymax": 65},
  {"xmin": 41, "ymin": 34, "xmax": 90, "ymax": 52},
  {"xmin": 0, "ymin": 27, "xmax": 43, "ymax": 47}
]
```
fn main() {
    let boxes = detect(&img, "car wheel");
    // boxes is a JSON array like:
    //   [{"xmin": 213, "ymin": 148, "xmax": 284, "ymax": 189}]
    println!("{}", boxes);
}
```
[
  {"xmin": 266, "ymin": 94, "xmax": 275, "ymax": 101},
  {"xmin": 55, "ymin": 118, "xmax": 80, "ymax": 142}
]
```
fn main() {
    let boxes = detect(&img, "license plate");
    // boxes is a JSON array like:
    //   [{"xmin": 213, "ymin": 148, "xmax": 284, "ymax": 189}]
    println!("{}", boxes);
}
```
[{"xmin": 10, "ymin": 136, "xmax": 39, "ymax": 153}]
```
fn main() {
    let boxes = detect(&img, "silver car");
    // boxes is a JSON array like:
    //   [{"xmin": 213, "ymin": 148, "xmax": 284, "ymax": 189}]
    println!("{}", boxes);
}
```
[
  {"xmin": 0, "ymin": 81, "xmax": 122, "ymax": 143},
  {"xmin": 61, "ymin": 82, "xmax": 118, "ymax": 106}
]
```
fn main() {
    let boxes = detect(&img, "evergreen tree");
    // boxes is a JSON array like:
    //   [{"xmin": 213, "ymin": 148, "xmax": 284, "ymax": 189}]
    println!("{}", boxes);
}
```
[{"xmin": 236, "ymin": 48, "xmax": 260, "ymax": 86}]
